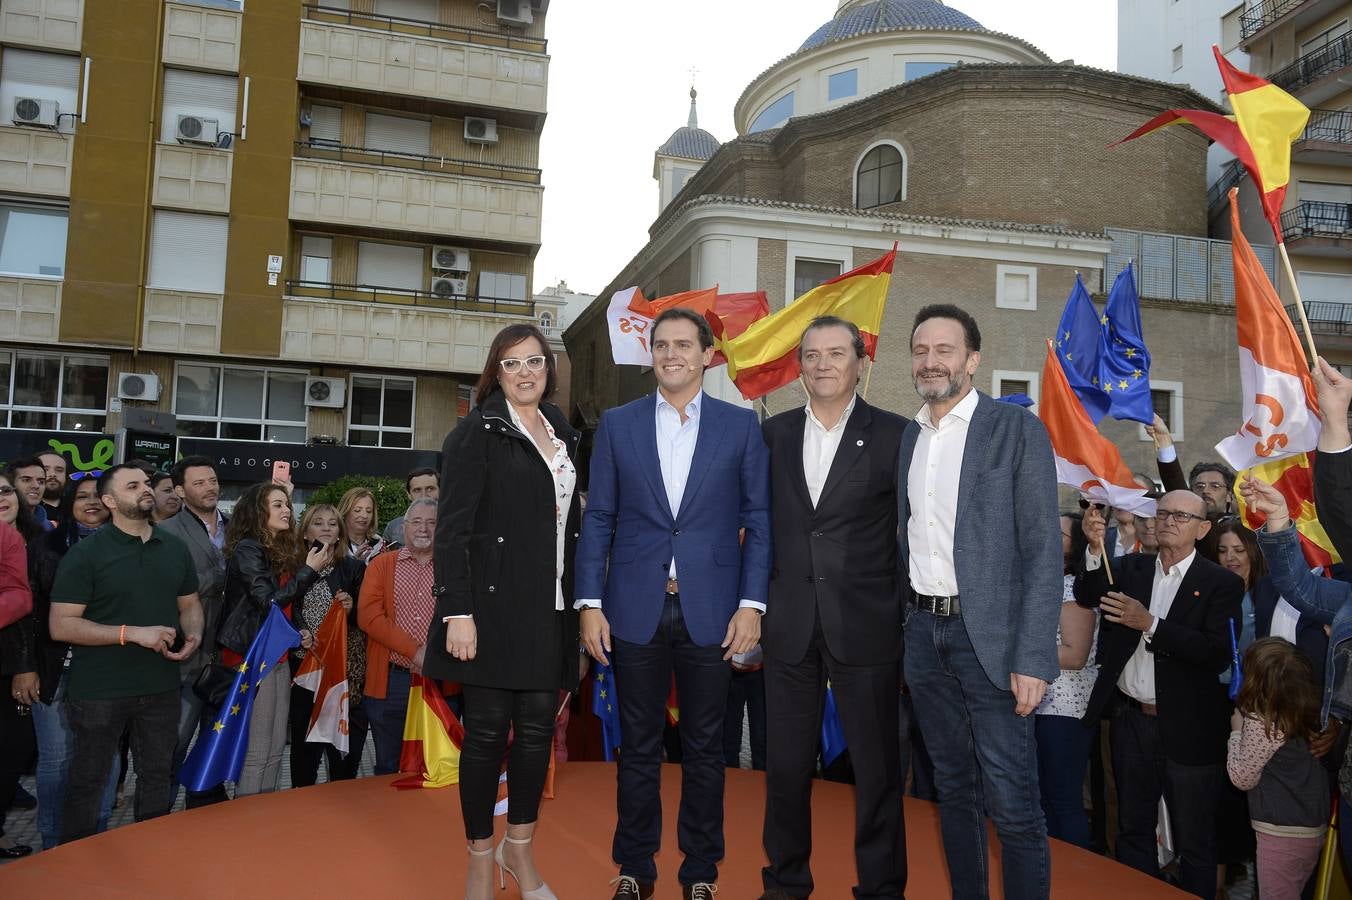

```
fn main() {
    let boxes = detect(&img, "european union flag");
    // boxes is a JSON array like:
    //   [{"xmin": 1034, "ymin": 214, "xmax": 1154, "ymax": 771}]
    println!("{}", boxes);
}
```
[
  {"xmin": 1055, "ymin": 276, "xmax": 1111, "ymax": 423},
  {"xmin": 592, "ymin": 660, "xmax": 622, "ymax": 762},
  {"xmin": 178, "ymin": 605, "xmax": 300, "ymax": 792},
  {"xmin": 1097, "ymin": 263, "xmax": 1154, "ymax": 425},
  {"xmin": 820, "ymin": 683, "xmax": 847, "ymax": 768}
]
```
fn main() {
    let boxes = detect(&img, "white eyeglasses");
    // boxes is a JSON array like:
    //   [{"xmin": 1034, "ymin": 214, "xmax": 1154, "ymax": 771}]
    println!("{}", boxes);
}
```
[{"xmin": 499, "ymin": 355, "xmax": 547, "ymax": 375}]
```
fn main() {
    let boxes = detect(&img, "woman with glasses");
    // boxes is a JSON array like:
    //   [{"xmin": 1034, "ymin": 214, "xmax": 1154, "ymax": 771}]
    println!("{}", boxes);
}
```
[{"xmin": 424, "ymin": 323, "xmax": 581, "ymax": 900}]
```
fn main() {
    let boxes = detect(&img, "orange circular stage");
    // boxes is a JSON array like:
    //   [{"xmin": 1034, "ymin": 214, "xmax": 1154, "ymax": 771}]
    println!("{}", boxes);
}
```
[{"xmin": 0, "ymin": 763, "xmax": 1183, "ymax": 897}]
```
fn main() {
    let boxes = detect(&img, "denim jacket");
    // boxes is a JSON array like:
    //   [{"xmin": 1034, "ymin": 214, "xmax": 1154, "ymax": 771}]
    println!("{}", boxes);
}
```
[{"xmin": 1256, "ymin": 524, "xmax": 1352, "ymax": 726}]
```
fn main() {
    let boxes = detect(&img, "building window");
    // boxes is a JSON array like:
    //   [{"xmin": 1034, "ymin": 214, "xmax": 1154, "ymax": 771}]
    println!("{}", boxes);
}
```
[
  {"xmin": 827, "ymin": 68, "xmax": 858, "ymax": 101},
  {"xmin": 0, "ymin": 48, "xmax": 80, "ymax": 134},
  {"xmin": 174, "ymin": 363, "xmax": 307, "ymax": 443},
  {"xmin": 1171, "ymin": 45, "xmax": 1184, "ymax": 71},
  {"xmin": 479, "ymin": 271, "xmax": 528, "ymax": 302},
  {"xmin": 373, "ymin": 0, "xmax": 436, "ymax": 21},
  {"xmin": 1220, "ymin": 4, "xmax": 1244, "ymax": 52},
  {"xmin": 308, "ymin": 104, "xmax": 342, "ymax": 147},
  {"xmin": 1141, "ymin": 380, "xmax": 1184, "ymax": 441},
  {"xmin": 793, "ymin": 258, "xmax": 841, "ymax": 297},
  {"xmin": 1300, "ymin": 19, "xmax": 1350, "ymax": 55},
  {"xmin": 904, "ymin": 61, "xmax": 952, "ymax": 80},
  {"xmin": 357, "ymin": 241, "xmax": 423, "ymax": 292},
  {"xmin": 539, "ymin": 311, "xmax": 554, "ymax": 331},
  {"xmin": 300, "ymin": 236, "xmax": 332, "ymax": 284},
  {"xmin": 348, "ymin": 374, "xmax": 414, "ymax": 448},
  {"xmin": 148, "ymin": 210, "xmax": 228, "ymax": 293},
  {"xmin": 749, "ymin": 91, "xmax": 794, "ymax": 134},
  {"xmin": 0, "ymin": 350, "xmax": 107, "ymax": 431},
  {"xmin": 995, "ymin": 264, "xmax": 1038, "ymax": 311},
  {"xmin": 0, "ymin": 204, "xmax": 67, "ymax": 277},
  {"xmin": 363, "ymin": 112, "xmax": 431, "ymax": 157},
  {"xmin": 161, "ymin": 68, "xmax": 238, "ymax": 146},
  {"xmin": 1300, "ymin": 181, "xmax": 1352, "ymax": 203},
  {"xmin": 456, "ymin": 383, "xmax": 474, "ymax": 418},
  {"xmin": 855, "ymin": 143, "xmax": 905, "ymax": 209},
  {"xmin": 1298, "ymin": 270, "xmax": 1352, "ymax": 304},
  {"xmin": 991, "ymin": 370, "xmax": 1039, "ymax": 407}
]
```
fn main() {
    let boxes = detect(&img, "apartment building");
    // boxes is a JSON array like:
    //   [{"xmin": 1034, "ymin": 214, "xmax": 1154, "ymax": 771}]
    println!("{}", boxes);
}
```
[{"xmin": 0, "ymin": 0, "xmax": 549, "ymax": 486}]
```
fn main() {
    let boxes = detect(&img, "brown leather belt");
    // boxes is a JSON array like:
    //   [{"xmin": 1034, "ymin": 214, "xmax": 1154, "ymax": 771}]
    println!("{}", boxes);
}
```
[
  {"xmin": 666, "ymin": 577, "xmax": 679, "ymax": 595},
  {"xmin": 1118, "ymin": 691, "xmax": 1157, "ymax": 717}
]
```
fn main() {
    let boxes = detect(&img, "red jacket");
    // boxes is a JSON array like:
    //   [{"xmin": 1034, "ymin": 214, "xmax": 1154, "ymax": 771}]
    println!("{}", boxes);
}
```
[
  {"xmin": 0, "ymin": 522, "xmax": 32, "ymax": 629},
  {"xmin": 356, "ymin": 551, "xmax": 421, "ymax": 700}
]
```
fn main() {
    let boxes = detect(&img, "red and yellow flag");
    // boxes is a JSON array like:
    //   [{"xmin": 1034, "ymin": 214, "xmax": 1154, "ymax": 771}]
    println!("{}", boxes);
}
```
[
  {"xmin": 392, "ymin": 675, "xmax": 464, "ymax": 790},
  {"xmin": 709, "ymin": 246, "xmax": 895, "ymax": 400},
  {"xmin": 1116, "ymin": 46, "xmax": 1308, "ymax": 243},
  {"xmin": 1235, "ymin": 454, "xmax": 1338, "ymax": 572}
]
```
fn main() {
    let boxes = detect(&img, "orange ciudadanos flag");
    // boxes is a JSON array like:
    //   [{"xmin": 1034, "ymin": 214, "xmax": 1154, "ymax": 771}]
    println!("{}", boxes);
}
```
[{"xmin": 1116, "ymin": 46, "xmax": 1308, "ymax": 244}]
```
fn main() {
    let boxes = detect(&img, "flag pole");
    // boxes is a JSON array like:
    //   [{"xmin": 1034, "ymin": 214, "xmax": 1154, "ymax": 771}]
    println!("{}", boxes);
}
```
[
  {"xmin": 1276, "ymin": 240, "xmax": 1319, "ymax": 367},
  {"xmin": 1102, "ymin": 550, "xmax": 1115, "ymax": 586}
]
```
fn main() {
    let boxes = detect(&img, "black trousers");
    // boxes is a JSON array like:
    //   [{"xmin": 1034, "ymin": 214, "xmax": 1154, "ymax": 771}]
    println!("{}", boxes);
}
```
[
  {"xmin": 1111, "ymin": 699, "xmax": 1223, "ymax": 899},
  {"xmin": 288, "ymin": 684, "xmax": 370, "ymax": 787},
  {"xmin": 458, "ymin": 683, "xmax": 556, "ymax": 840},
  {"xmin": 62, "ymin": 689, "xmax": 178, "ymax": 843},
  {"xmin": 0, "ymin": 677, "xmax": 36, "ymax": 840},
  {"xmin": 762, "ymin": 619, "xmax": 906, "ymax": 899},
  {"xmin": 612, "ymin": 592, "xmax": 732, "ymax": 886}
]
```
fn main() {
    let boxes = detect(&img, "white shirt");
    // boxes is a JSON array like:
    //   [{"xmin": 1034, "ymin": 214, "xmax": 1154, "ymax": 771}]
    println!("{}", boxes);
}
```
[
  {"xmin": 803, "ymin": 395, "xmax": 856, "ymax": 507},
  {"xmin": 907, "ymin": 388, "xmax": 978, "ymax": 596},
  {"xmin": 1117, "ymin": 549, "xmax": 1197, "ymax": 705},
  {"xmin": 1270, "ymin": 597, "xmax": 1301, "ymax": 644}
]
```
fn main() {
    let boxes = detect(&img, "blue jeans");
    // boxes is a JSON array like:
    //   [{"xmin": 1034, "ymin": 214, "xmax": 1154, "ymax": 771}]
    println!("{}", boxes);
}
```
[
  {"xmin": 365, "ymin": 666, "xmax": 412, "ymax": 776},
  {"xmin": 1034, "ymin": 714, "xmax": 1093, "ymax": 848},
  {"xmin": 31, "ymin": 676, "xmax": 117, "ymax": 850},
  {"xmin": 904, "ymin": 610, "xmax": 1050, "ymax": 900}
]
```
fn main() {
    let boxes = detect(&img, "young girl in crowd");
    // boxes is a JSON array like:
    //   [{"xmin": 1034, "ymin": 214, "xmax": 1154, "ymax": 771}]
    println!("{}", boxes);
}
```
[{"xmin": 1227, "ymin": 638, "xmax": 1330, "ymax": 900}]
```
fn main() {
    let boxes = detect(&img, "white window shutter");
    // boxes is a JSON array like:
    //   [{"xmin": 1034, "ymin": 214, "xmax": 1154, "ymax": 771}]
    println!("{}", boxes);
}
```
[
  {"xmin": 148, "ymin": 210, "xmax": 229, "ymax": 293},
  {"xmin": 309, "ymin": 104, "xmax": 341, "ymax": 146},
  {"xmin": 357, "ymin": 241, "xmax": 423, "ymax": 291},
  {"xmin": 0, "ymin": 49, "xmax": 80, "ymax": 130},
  {"xmin": 161, "ymin": 69, "xmax": 239, "ymax": 144},
  {"xmin": 364, "ymin": 113, "xmax": 431, "ymax": 156}
]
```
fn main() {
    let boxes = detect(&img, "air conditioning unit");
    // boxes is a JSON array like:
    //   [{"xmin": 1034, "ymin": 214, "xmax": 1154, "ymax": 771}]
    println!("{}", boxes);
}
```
[
  {"xmin": 464, "ymin": 116, "xmax": 498, "ymax": 145},
  {"xmin": 431, "ymin": 276, "xmax": 469, "ymax": 299},
  {"xmin": 304, "ymin": 377, "xmax": 346, "ymax": 409},
  {"xmin": 496, "ymin": 0, "xmax": 533, "ymax": 26},
  {"xmin": 12, "ymin": 97, "xmax": 58, "ymax": 128},
  {"xmin": 117, "ymin": 372, "xmax": 161, "ymax": 402},
  {"xmin": 432, "ymin": 246, "xmax": 471, "ymax": 272},
  {"xmin": 175, "ymin": 114, "xmax": 220, "ymax": 146}
]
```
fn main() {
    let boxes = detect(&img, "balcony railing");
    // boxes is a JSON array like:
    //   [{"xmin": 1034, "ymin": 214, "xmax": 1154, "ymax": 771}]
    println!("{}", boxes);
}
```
[
  {"xmin": 1280, "ymin": 200, "xmax": 1352, "ymax": 241},
  {"xmin": 1287, "ymin": 301, "xmax": 1352, "ymax": 335},
  {"xmin": 294, "ymin": 140, "xmax": 541, "ymax": 185},
  {"xmin": 1302, "ymin": 108, "xmax": 1352, "ymax": 145},
  {"xmin": 286, "ymin": 280, "xmax": 535, "ymax": 316},
  {"xmin": 1271, "ymin": 32, "xmax": 1352, "ymax": 94},
  {"xmin": 1207, "ymin": 158, "xmax": 1248, "ymax": 210},
  {"xmin": 1241, "ymin": 0, "xmax": 1308, "ymax": 38},
  {"xmin": 301, "ymin": 3, "xmax": 546, "ymax": 53}
]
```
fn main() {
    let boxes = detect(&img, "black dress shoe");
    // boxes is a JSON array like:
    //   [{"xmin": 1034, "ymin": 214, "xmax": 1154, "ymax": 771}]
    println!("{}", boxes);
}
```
[
  {"xmin": 610, "ymin": 875, "xmax": 655, "ymax": 899},
  {"xmin": 10, "ymin": 785, "xmax": 35, "ymax": 810},
  {"xmin": 682, "ymin": 883, "xmax": 717, "ymax": 900},
  {"xmin": 0, "ymin": 843, "xmax": 33, "ymax": 859}
]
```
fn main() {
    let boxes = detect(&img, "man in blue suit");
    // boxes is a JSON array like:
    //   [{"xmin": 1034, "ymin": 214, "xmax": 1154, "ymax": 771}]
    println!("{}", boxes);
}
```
[
  {"xmin": 898, "ymin": 304, "xmax": 1062, "ymax": 900},
  {"xmin": 577, "ymin": 307, "xmax": 772, "ymax": 900}
]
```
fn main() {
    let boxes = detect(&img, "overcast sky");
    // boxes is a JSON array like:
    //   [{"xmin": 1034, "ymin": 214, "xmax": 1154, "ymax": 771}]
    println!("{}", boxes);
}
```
[{"xmin": 531, "ymin": 1, "xmax": 1118, "ymax": 299}]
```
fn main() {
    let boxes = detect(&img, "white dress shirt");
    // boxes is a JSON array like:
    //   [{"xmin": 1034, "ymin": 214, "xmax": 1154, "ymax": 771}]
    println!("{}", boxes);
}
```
[
  {"xmin": 1116, "ymin": 549, "xmax": 1197, "ymax": 705},
  {"xmin": 803, "ymin": 395, "xmax": 856, "ymax": 507},
  {"xmin": 1270, "ymin": 596, "xmax": 1301, "ymax": 644},
  {"xmin": 907, "ymin": 388, "xmax": 979, "ymax": 596}
]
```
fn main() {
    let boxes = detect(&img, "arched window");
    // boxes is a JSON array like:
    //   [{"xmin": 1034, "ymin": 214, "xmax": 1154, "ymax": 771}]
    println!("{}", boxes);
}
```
[
  {"xmin": 539, "ymin": 311, "xmax": 553, "ymax": 330},
  {"xmin": 855, "ymin": 143, "xmax": 905, "ymax": 210}
]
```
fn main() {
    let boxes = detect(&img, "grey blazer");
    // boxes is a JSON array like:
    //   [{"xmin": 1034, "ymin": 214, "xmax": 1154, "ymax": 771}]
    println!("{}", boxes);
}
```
[
  {"xmin": 157, "ymin": 508, "xmax": 228, "ymax": 677},
  {"xmin": 897, "ymin": 390, "xmax": 1063, "ymax": 686}
]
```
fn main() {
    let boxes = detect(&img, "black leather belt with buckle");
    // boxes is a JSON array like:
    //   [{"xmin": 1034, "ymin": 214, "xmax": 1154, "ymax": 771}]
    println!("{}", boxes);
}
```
[{"xmin": 916, "ymin": 594, "xmax": 961, "ymax": 616}]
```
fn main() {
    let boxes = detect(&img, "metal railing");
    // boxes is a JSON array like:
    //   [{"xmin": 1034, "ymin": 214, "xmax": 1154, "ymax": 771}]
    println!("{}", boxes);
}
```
[
  {"xmin": 294, "ymin": 141, "xmax": 542, "ymax": 184},
  {"xmin": 1301, "ymin": 108, "xmax": 1352, "ymax": 145},
  {"xmin": 1280, "ymin": 200, "xmax": 1352, "ymax": 241},
  {"xmin": 1241, "ymin": 0, "xmax": 1309, "ymax": 38},
  {"xmin": 1287, "ymin": 302, "xmax": 1352, "ymax": 336},
  {"xmin": 1271, "ymin": 32, "xmax": 1352, "ymax": 94},
  {"xmin": 301, "ymin": 3, "xmax": 547, "ymax": 53},
  {"xmin": 286, "ymin": 280, "xmax": 536, "ymax": 316},
  {"xmin": 1208, "ymin": 158, "xmax": 1249, "ymax": 210}
]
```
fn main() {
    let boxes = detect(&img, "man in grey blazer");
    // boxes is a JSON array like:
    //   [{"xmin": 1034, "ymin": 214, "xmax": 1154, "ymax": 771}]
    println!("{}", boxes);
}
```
[
  {"xmin": 156, "ymin": 455, "xmax": 228, "ymax": 806},
  {"xmin": 898, "ymin": 305, "xmax": 1062, "ymax": 900}
]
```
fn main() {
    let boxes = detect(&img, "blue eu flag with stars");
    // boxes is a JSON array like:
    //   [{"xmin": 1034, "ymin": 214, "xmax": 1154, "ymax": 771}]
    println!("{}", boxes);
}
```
[
  {"xmin": 1055, "ymin": 276, "xmax": 1111, "ymax": 423},
  {"xmin": 1097, "ymin": 263, "xmax": 1154, "ymax": 425},
  {"xmin": 593, "ymin": 659, "xmax": 622, "ymax": 762},
  {"xmin": 178, "ymin": 605, "xmax": 300, "ymax": 792}
]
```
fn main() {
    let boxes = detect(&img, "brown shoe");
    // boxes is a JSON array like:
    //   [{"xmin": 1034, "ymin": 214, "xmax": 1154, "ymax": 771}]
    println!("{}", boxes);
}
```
[
  {"xmin": 683, "ymin": 883, "xmax": 717, "ymax": 900},
  {"xmin": 610, "ymin": 875, "xmax": 655, "ymax": 900}
]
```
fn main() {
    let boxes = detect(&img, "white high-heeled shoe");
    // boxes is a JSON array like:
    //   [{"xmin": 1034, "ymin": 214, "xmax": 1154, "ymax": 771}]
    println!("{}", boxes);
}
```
[
  {"xmin": 465, "ymin": 843, "xmax": 495, "ymax": 900},
  {"xmin": 495, "ymin": 833, "xmax": 558, "ymax": 900}
]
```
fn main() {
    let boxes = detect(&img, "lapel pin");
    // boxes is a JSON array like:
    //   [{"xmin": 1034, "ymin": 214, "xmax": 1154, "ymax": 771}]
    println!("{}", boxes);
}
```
[
  {"xmin": 856, "ymin": 439, "xmax": 864, "ymax": 446},
  {"xmin": 1193, "ymin": 590, "xmax": 1200, "ymax": 597}
]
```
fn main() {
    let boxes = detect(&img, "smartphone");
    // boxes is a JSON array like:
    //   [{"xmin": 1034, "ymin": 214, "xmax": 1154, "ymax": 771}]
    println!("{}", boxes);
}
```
[
  {"xmin": 310, "ymin": 539, "xmax": 324, "ymax": 554},
  {"xmin": 272, "ymin": 460, "xmax": 292, "ymax": 483},
  {"xmin": 167, "ymin": 629, "xmax": 186, "ymax": 654}
]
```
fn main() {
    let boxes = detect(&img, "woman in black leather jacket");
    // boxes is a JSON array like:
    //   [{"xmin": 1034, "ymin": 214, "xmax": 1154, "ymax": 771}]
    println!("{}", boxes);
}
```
[{"xmin": 220, "ymin": 482, "xmax": 332, "ymax": 796}]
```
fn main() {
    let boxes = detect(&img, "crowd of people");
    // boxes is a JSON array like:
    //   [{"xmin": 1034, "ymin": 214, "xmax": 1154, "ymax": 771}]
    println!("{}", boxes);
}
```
[{"xmin": 2, "ymin": 306, "xmax": 1352, "ymax": 900}]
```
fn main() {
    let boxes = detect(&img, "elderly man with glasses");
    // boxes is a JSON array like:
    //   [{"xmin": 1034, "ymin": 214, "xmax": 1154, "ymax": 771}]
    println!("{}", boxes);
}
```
[{"xmin": 1073, "ymin": 491, "xmax": 1244, "ymax": 898}]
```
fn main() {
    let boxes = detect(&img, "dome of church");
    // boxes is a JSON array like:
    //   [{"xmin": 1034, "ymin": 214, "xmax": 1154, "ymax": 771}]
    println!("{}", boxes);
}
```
[
  {"xmin": 656, "ymin": 88, "xmax": 721, "ymax": 161},
  {"xmin": 800, "ymin": 0, "xmax": 983, "ymax": 51}
]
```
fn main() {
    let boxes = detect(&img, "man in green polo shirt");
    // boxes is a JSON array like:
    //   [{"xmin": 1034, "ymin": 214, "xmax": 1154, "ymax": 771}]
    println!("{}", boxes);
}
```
[{"xmin": 49, "ymin": 463, "xmax": 203, "ymax": 843}]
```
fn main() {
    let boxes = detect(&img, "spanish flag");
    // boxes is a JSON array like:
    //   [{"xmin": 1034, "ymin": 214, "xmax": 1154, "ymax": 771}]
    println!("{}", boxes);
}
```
[
  {"xmin": 1116, "ymin": 46, "xmax": 1308, "ymax": 244},
  {"xmin": 709, "ymin": 246, "xmax": 895, "ymax": 400},
  {"xmin": 392, "ymin": 674, "xmax": 464, "ymax": 790}
]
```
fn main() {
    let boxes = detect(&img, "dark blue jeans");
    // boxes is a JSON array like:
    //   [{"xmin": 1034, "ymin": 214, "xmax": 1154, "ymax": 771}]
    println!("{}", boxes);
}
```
[
  {"xmin": 904, "ymin": 610, "xmax": 1050, "ymax": 900},
  {"xmin": 1034, "ymin": 713, "xmax": 1093, "ymax": 848},
  {"xmin": 722, "ymin": 666, "xmax": 766, "ymax": 770},
  {"xmin": 364, "ymin": 666, "xmax": 411, "ymax": 776},
  {"xmin": 612, "ymin": 593, "xmax": 732, "ymax": 886}
]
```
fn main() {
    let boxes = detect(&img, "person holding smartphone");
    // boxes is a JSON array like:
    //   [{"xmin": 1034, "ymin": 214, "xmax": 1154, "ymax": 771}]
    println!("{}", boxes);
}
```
[{"xmin": 339, "ymin": 487, "xmax": 382, "ymax": 563}]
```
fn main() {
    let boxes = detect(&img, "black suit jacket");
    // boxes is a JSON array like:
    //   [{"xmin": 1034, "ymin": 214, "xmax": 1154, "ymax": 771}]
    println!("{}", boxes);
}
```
[
  {"xmin": 1077, "ymin": 551, "xmax": 1244, "ymax": 766},
  {"xmin": 761, "ymin": 398, "xmax": 908, "ymax": 667}
]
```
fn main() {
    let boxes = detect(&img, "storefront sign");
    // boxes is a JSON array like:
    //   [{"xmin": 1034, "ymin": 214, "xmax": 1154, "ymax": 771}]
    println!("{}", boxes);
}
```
[
  {"xmin": 0, "ymin": 431, "xmax": 116, "ymax": 475},
  {"xmin": 177, "ymin": 438, "xmax": 438, "ymax": 487}
]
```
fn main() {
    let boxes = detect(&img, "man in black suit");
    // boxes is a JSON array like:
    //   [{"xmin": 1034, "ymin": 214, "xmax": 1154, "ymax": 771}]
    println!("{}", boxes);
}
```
[
  {"xmin": 1076, "ymin": 491, "xmax": 1243, "ymax": 899},
  {"xmin": 758, "ymin": 316, "xmax": 909, "ymax": 900}
]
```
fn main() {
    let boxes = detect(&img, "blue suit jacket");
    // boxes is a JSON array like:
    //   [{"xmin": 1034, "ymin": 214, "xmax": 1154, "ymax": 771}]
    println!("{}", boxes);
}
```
[
  {"xmin": 897, "ymin": 391, "xmax": 1063, "ymax": 686},
  {"xmin": 575, "ymin": 392, "xmax": 772, "ymax": 647}
]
